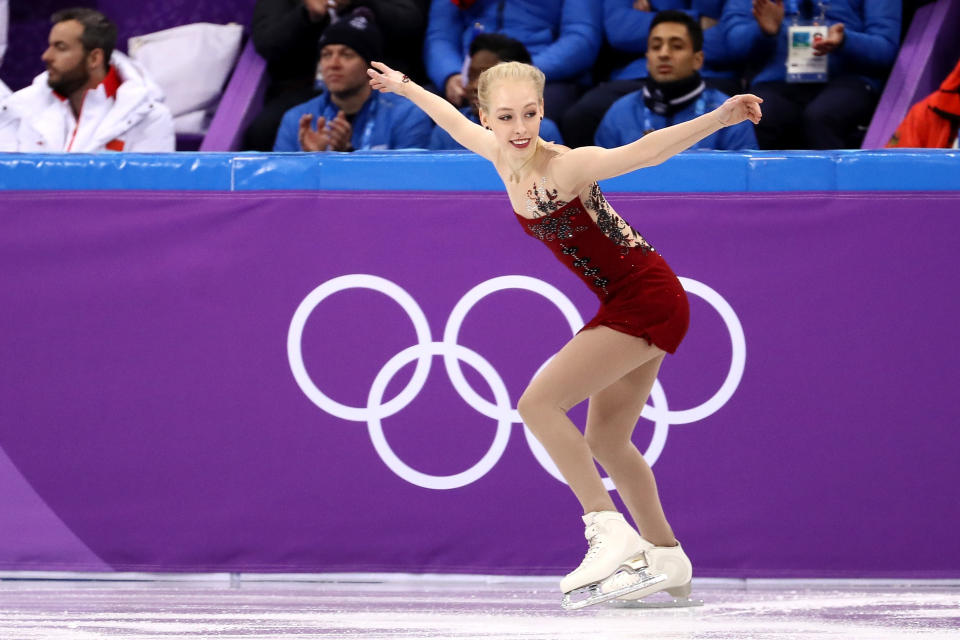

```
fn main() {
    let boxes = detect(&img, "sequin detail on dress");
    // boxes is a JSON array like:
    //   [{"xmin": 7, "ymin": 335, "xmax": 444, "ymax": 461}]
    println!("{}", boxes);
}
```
[
  {"xmin": 514, "ymin": 191, "xmax": 690, "ymax": 354},
  {"xmin": 524, "ymin": 201, "xmax": 608, "ymax": 294},
  {"xmin": 584, "ymin": 182, "xmax": 655, "ymax": 255},
  {"xmin": 525, "ymin": 177, "xmax": 568, "ymax": 218}
]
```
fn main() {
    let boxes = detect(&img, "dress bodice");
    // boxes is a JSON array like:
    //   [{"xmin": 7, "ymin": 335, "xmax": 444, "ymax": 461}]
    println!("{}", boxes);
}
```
[
  {"xmin": 514, "ymin": 185, "xmax": 660, "ymax": 302},
  {"xmin": 512, "ymin": 182, "xmax": 689, "ymax": 353}
]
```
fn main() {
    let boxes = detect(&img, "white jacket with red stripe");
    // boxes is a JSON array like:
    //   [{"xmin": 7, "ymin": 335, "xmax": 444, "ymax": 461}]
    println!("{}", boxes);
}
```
[{"xmin": 0, "ymin": 51, "xmax": 174, "ymax": 152}]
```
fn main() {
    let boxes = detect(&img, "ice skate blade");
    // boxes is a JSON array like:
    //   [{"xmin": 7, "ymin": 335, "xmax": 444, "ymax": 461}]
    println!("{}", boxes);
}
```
[
  {"xmin": 560, "ymin": 570, "xmax": 666, "ymax": 611},
  {"xmin": 608, "ymin": 596, "xmax": 704, "ymax": 609}
]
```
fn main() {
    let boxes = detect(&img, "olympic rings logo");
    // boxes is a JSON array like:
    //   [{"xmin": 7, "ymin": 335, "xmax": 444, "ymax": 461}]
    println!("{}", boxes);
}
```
[{"xmin": 287, "ymin": 274, "xmax": 745, "ymax": 491}]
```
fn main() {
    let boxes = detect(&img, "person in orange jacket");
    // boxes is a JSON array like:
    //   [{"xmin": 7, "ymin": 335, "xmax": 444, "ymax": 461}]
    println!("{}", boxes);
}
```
[{"xmin": 887, "ymin": 58, "xmax": 960, "ymax": 149}]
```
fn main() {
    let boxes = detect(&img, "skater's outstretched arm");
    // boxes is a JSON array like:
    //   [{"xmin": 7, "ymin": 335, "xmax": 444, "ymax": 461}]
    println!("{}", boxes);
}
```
[
  {"xmin": 551, "ymin": 95, "xmax": 763, "ymax": 192},
  {"xmin": 368, "ymin": 61, "xmax": 497, "ymax": 161}
]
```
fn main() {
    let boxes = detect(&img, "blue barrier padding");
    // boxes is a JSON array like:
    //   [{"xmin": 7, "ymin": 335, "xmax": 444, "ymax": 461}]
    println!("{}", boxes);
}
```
[
  {"xmin": 0, "ymin": 153, "xmax": 233, "ymax": 191},
  {"xmin": 0, "ymin": 150, "xmax": 957, "ymax": 192}
]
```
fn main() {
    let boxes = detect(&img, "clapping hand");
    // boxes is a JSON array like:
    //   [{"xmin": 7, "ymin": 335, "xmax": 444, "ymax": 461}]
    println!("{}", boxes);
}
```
[
  {"xmin": 367, "ymin": 61, "xmax": 409, "ymax": 95},
  {"xmin": 752, "ymin": 0, "xmax": 785, "ymax": 36},
  {"xmin": 298, "ymin": 114, "xmax": 332, "ymax": 151},
  {"xmin": 326, "ymin": 111, "xmax": 353, "ymax": 151},
  {"xmin": 714, "ymin": 94, "xmax": 763, "ymax": 126},
  {"xmin": 812, "ymin": 23, "xmax": 845, "ymax": 56},
  {"xmin": 444, "ymin": 74, "xmax": 466, "ymax": 106}
]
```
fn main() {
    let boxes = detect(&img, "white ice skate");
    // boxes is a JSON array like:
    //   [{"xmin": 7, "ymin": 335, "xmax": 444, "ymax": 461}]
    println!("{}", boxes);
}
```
[
  {"xmin": 606, "ymin": 537, "xmax": 703, "ymax": 608},
  {"xmin": 559, "ymin": 511, "xmax": 667, "ymax": 610}
]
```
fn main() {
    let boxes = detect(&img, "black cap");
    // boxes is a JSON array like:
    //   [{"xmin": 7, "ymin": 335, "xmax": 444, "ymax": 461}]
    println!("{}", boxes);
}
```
[{"xmin": 318, "ymin": 9, "xmax": 383, "ymax": 66}]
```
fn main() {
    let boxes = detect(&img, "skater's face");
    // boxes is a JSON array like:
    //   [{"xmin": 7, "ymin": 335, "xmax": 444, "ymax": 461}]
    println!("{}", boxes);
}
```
[
  {"xmin": 319, "ymin": 44, "xmax": 369, "ymax": 96},
  {"xmin": 646, "ymin": 22, "xmax": 703, "ymax": 83},
  {"xmin": 479, "ymin": 80, "xmax": 543, "ymax": 155}
]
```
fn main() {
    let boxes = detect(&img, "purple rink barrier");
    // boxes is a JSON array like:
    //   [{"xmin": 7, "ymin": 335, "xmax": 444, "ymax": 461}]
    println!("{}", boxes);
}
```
[{"xmin": 0, "ymin": 154, "xmax": 958, "ymax": 579}]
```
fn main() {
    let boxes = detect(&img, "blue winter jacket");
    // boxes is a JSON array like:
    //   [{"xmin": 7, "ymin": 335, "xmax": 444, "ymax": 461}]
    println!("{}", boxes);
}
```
[
  {"xmin": 604, "ymin": 0, "xmax": 738, "ymax": 81},
  {"xmin": 424, "ymin": 0, "xmax": 603, "ymax": 89},
  {"xmin": 427, "ymin": 106, "xmax": 564, "ymax": 150},
  {"xmin": 720, "ymin": 0, "xmax": 900, "ymax": 90},
  {"xmin": 274, "ymin": 90, "xmax": 434, "ymax": 151},
  {"xmin": 595, "ymin": 86, "xmax": 757, "ymax": 149}
]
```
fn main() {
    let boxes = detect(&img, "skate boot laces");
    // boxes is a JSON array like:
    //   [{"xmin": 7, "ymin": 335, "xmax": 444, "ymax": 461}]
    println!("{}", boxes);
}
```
[{"xmin": 577, "ymin": 524, "xmax": 604, "ymax": 566}]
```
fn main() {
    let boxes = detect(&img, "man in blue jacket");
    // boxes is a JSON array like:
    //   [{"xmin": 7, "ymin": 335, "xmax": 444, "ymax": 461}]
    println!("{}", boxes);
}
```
[
  {"xmin": 428, "ymin": 33, "xmax": 564, "ymax": 150},
  {"xmin": 564, "ymin": 0, "xmax": 741, "ymax": 147},
  {"xmin": 720, "ymin": 0, "xmax": 900, "ymax": 148},
  {"xmin": 274, "ymin": 10, "xmax": 433, "ymax": 151},
  {"xmin": 423, "ymin": 0, "xmax": 602, "ymax": 124},
  {"xmin": 594, "ymin": 10, "xmax": 756, "ymax": 150}
]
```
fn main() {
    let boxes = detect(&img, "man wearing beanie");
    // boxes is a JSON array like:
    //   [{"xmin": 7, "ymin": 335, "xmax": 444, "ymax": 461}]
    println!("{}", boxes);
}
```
[{"xmin": 273, "ymin": 9, "xmax": 432, "ymax": 151}]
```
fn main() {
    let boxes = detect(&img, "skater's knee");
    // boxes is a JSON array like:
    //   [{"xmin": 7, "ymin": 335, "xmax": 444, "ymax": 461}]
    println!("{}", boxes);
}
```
[
  {"xmin": 517, "ymin": 388, "xmax": 567, "ymax": 424},
  {"xmin": 516, "ymin": 390, "xmax": 546, "ymax": 423},
  {"xmin": 585, "ymin": 431, "xmax": 630, "ymax": 465}
]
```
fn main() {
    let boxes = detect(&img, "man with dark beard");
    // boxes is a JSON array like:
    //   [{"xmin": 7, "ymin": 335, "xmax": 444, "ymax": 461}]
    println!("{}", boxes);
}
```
[
  {"xmin": 272, "ymin": 9, "xmax": 432, "ymax": 152},
  {"xmin": 0, "ymin": 7, "xmax": 174, "ymax": 152}
]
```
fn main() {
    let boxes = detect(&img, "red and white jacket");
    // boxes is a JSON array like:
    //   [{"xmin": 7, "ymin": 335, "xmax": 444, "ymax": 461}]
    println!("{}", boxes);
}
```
[{"xmin": 0, "ymin": 51, "xmax": 174, "ymax": 152}]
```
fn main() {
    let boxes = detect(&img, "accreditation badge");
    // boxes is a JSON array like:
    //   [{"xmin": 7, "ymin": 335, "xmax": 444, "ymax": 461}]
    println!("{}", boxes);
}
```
[{"xmin": 786, "ymin": 24, "xmax": 828, "ymax": 83}]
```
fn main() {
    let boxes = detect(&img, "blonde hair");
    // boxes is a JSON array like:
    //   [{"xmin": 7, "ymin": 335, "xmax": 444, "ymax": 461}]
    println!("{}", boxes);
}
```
[{"xmin": 477, "ymin": 61, "xmax": 546, "ymax": 114}]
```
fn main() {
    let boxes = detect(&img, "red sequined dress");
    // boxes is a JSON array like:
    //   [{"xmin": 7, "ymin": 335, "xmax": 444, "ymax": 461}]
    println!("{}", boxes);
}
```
[{"xmin": 515, "ymin": 182, "xmax": 689, "ymax": 353}]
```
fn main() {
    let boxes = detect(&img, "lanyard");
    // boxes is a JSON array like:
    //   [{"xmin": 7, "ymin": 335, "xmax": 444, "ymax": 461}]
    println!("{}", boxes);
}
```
[
  {"xmin": 463, "ymin": 1, "xmax": 506, "ymax": 66},
  {"xmin": 786, "ymin": 0, "xmax": 826, "ymax": 21}
]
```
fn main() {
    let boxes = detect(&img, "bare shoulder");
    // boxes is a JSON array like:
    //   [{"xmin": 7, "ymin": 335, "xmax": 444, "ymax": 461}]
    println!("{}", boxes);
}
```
[
  {"xmin": 547, "ymin": 144, "xmax": 607, "ymax": 193},
  {"xmin": 541, "ymin": 140, "xmax": 572, "ymax": 156}
]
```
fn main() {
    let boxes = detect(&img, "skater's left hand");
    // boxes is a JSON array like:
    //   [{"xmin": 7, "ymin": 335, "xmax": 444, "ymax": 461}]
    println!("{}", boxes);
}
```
[
  {"xmin": 713, "ymin": 94, "xmax": 763, "ymax": 126},
  {"xmin": 367, "ymin": 61, "xmax": 409, "ymax": 96}
]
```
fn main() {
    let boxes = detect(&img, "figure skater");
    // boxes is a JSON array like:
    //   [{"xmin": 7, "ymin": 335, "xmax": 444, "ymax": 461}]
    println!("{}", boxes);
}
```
[{"xmin": 367, "ymin": 60, "xmax": 761, "ymax": 609}]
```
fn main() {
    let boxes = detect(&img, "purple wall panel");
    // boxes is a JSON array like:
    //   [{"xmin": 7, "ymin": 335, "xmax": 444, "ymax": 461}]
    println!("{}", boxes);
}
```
[{"xmin": 0, "ymin": 189, "xmax": 957, "ymax": 577}]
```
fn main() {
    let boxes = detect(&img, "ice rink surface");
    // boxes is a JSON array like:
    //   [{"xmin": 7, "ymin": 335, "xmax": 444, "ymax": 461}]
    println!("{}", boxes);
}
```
[{"xmin": 0, "ymin": 576, "xmax": 957, "ymax": 639}]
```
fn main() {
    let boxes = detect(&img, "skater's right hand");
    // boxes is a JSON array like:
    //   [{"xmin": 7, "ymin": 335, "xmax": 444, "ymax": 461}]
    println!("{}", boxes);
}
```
[{"xmin": 367, "ymin": 61, "xmax": 409, "ymax": 96}]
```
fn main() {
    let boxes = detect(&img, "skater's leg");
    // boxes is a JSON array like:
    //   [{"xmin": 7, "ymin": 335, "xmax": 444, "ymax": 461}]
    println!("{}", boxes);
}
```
[
  {"xmin": 585, "ymin": 362, "xmax": 698, "ymax": 603},
  {"xmin": 517, "ymin": 326, "xmax": 664, "ymax": 515},
  {"xmin": 584, "ymin": 355, "xmax": 676, "ymax": 547}
]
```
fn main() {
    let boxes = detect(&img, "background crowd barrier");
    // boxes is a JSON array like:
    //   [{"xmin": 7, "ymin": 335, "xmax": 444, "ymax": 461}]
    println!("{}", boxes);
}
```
[{"xmin": 0, "ymin": 151, "xmax": 957, "ymax": 579}]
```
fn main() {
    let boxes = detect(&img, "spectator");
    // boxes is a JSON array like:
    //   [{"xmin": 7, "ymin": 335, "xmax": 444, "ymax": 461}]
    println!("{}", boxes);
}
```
[
  {"xmin": 273, "ymin": 10, "xmax": 432, "ymax": 151},
  {"xmin": 0, "ymin": 8, "xmax": 174, "ymax": 152},
  {"xmin": 428, "ymin": 33, "xmax": 563, "ymax": 150},
  {"xmin": 594, "ymin": 10, "xmax": 756, "ymax": 149},
  {"xmin": 245, "ymin": 0, "xmax": 428, "ymax": 151},
  {"xmin": 423, "ymin": 0, "xmax": 602, "ymax": 124},
  {"xmin": 563, "ymin": 0, "xmax": 743, "ymax": 148},
  {"xmin": 887, "ymin": 57, "xmax": 960, "ymax": 149},
  {"xmin": 722, "ymin": 0, "xmax": 900, "ymax": 149}
]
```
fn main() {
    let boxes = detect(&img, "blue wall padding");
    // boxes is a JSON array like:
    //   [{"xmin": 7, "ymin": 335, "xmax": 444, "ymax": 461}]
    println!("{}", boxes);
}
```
[{"xmin": 0, "ymin": 150, "xmax": 957, "ymax": 192}]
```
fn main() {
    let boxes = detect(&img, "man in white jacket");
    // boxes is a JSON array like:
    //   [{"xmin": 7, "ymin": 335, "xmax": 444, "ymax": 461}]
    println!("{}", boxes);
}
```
[{"xmin": 0, "ymin": 7, "xmax": 174, "ymax": 152}]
